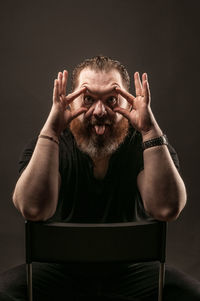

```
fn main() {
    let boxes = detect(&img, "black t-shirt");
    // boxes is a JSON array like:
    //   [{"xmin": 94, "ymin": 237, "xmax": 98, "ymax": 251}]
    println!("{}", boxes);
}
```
[{"xmin": 18, "ymin": 127, "xmax": 179, "ymax": 223}]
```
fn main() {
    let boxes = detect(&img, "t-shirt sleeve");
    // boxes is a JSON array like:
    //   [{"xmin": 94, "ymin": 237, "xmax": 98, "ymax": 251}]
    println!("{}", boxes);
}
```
[{"xmin": 18, "ymin": 138, "xmax": 37, "ymax": 175}]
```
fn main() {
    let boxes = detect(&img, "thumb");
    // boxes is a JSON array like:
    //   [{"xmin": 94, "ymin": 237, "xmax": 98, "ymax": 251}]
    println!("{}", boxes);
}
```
[
  {"xmin": 70, "ymin": 107, "xmax": 88, "ymax": 120},
  {"xmin": 113, "ymin": 107, "xmax": 132, "ymax": 120}
]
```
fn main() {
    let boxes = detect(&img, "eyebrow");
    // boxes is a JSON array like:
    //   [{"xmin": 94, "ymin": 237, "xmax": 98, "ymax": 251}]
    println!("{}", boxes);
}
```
[{"xmin": 81, "ymin": 84, "xmax": 120, "ymax": 97}]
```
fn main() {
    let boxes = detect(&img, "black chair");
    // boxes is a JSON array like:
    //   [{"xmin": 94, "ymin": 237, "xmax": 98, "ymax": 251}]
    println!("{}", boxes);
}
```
[{"xmin": 25, "ymin": 220, "xmax": 167, "ymax": 301}]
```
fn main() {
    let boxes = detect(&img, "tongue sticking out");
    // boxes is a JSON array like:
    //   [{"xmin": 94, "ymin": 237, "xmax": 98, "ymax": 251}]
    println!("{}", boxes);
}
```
[{"xmin": 94, "ymin": 125, "xmax": 106, "ymax": 135}]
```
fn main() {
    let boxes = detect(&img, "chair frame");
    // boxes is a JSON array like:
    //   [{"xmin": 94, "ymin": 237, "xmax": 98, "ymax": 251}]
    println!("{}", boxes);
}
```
[{"xmin": 25, "ymin": 220, "xmax": 167, "ymax": 301}]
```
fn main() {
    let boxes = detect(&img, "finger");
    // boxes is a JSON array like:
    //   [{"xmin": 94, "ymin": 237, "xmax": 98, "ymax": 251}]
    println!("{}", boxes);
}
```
[
  {"xmin": 53, "ymin": 79, "xmax": 59, "ymax": 103},
  {"xmin": 113, "ymin": 107, "xmax": 132, "ymax": 120},
  {"xmin": 60, "ymin": 94, "xmax": 67, "ymax": 106},
  {"xmin": 62, "ymin": 70, "xmax": 68, "ymax": 95},
  {"xmin": 134, "ymin": 72, "xmax": 143, "ymax": 96},
  {"xmin": 66, "ymin": 87, "xmax": 86, "ymax": 104},
  {"xmin": 104, "ymin": 105, "xmax": 116, "ymax": 119},
  {"xmin": 115, "ymin": 87, "xmax": 134, "ymax": 105},
  {"xmin": 142, "ymin": 72, "xmax": 148, "ymax": 84},
  {"xmin": 70, "ymin": 107, "xmax": 88, "ymax": 120},
  {"xmin": 58, "ymin": 72, "xmax": 63, "ymax": 95},
  {"xmin": 142, "ymin": 73, "xmax": 147, "ymax": 99},
  {"xmin": 143, "ymin": 80, "xmax": 151, "ymax": 104},
  {"xmin": 84, "ymin": 105, "xmax": 95, "ymax": 119}
]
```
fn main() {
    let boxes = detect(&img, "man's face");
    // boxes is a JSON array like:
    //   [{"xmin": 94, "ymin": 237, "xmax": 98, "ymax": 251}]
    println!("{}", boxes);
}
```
[{"xmin": 70, "ymin": 68, "xmax": 130, "ymax": 158}]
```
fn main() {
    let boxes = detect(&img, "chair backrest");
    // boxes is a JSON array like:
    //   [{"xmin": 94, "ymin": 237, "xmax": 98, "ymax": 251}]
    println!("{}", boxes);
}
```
[{"xmin": 25, "ymin": 220, "xmax": 167, "ymax": 264}]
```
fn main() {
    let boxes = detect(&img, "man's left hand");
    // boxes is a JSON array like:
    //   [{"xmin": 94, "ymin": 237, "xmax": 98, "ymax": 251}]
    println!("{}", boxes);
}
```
[{"xmin": 114, "ymin": 72, "xmax": 160, "ymax": 138}]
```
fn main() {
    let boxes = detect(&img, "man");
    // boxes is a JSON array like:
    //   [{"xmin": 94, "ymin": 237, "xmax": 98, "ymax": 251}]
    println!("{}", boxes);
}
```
[{"xmin": 0, "ymin": 56, "xmax": 199, "ymax": 300}]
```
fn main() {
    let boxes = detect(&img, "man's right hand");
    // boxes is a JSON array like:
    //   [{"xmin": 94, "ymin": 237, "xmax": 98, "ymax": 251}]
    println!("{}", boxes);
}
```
[{"xmin": 41, "ymin": 70, "xmax": 87, "ymax": 137}]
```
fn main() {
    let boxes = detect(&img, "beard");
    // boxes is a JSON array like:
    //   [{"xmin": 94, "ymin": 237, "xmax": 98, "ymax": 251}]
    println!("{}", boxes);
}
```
[{"xmin": 70, "ymin": 114, "xmax": 129, "ymax": 159}]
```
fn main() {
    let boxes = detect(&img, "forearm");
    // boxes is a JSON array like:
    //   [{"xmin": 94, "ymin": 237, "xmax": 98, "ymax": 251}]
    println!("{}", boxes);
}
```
[
  {"xmin": 12, "ymin": 71, "xmax": 86, "ymax": 221},
  {"xmin": 115, "ymin": 72, "xmax": 187, "ymax": 220},
  {"xmin": 13, "ymin": 136, "xmax": 60, "ymax": 221},
  {"xmin": 138, "ymin": 129, "xmax": 187, "ymax": 221}
]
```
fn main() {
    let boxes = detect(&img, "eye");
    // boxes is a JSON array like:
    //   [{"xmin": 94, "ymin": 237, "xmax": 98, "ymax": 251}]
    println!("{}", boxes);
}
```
[
  {"xmin": 106, "ymin": 96, "xmax": 117, "ymax": 106},
  {"xmin": 84, "ymin": 95, "xmax": 95, "ymax": 105}
]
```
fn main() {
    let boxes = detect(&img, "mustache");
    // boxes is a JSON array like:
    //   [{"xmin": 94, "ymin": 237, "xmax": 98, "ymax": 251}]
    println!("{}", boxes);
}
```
[{"xmin": 86, "ymin": 116, "xmax": 113, "ymax": 126}]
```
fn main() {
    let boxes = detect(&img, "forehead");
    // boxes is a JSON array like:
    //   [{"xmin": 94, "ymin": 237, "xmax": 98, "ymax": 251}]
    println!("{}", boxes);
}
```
[{"xmin": 77, "ymin": 68, "xmax": 124, "ymax": 92}]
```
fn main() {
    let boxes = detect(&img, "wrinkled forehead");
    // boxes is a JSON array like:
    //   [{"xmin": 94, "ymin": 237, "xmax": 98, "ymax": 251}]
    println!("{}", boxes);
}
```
[{"xmin": 77, "ymin": 68, "xmax": 124, "ymax": 94}]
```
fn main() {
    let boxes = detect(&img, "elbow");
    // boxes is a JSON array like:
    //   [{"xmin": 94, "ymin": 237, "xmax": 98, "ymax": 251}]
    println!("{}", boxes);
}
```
[
  {"xmin": 145, "ymin": 197, "xmax": 187, "ymax": 222},
  {"xmin": 20, "ymin": 207, "xmax": 53, "ymax": 222},
  {"xmin": 12, "ymin": 193, "xmax": 56, "ymax": 222},
  {"xmin": 151, "ymin": 206, "xmax": 182, "ymax": 221},
  {"xmin": 145, "ymin": 185, "xmax": 187, "ymax": 222}
]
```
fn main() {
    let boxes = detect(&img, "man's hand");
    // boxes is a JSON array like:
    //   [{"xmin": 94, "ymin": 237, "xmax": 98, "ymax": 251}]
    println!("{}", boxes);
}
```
[
  {"xmin": 114, "ymin": 72, "xmax": 161, "ymax": 139},
  {"xmin": 42, "ymin": 70, "xmax": 87, "ymax": 137}
]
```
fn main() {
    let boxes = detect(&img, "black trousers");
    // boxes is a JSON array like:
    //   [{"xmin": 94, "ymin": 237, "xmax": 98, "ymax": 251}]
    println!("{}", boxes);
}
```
[{"xmin": 0, "ymin": 262, "xmax": 200, "ymax": 301}]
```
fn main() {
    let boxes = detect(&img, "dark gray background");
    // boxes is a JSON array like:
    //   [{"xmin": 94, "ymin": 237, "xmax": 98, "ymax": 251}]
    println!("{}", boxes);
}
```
[{"xmin": 0, "ymin": 0, "xmax": 199, "ymax": 280}]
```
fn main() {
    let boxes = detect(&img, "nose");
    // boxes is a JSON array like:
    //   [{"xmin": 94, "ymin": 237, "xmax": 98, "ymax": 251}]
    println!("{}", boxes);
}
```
[{"xmin": 93, "ymin": 100, "xmax": 107, "ymax": 117}]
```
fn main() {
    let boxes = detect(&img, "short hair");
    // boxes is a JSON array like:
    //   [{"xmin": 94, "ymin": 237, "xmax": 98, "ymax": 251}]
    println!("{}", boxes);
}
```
[{"xmin": 71, "ymin": 55, "xmax": 130, "ymax": 91}]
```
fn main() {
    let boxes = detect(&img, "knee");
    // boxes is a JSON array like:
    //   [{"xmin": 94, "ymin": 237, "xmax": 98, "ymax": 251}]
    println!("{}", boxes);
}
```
[
  {"xmin": 0, "ymin": 265, "xmax": 27, "ymax": 300},
  {"xmin": 164, "ymin": 265, "xmax": 200, "ymax": 301},
  {"xmin": 0, "ymin": 292, "xmax": 15, "ymax": 301}
]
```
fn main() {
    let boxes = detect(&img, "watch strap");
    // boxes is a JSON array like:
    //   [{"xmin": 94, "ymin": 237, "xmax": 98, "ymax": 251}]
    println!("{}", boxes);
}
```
[{"xmin": 142, "ymin": 134, "xmax": 168, "ymax": 151}]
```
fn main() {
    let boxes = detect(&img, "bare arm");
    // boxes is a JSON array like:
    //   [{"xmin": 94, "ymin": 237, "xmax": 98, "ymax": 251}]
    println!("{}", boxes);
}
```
[
  {"xmin": 13, "ymin": 71, "xmax": 86, "ymax": 221},
  {"xmin": 114, "ymin": 72, "xmax": 187, "ymax": 221},
  {"xmin": 137, "ymin": 127, "xmax": 186, "ymax": 221},
  {"xmin": 13, "ymin": 137, "xmax": 60, "ymax": 221}
]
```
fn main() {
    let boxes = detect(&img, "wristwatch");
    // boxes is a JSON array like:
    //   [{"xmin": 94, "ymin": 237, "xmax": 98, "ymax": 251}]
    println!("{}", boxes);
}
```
[{"xmin": 142, "ymin": 134, "xmax": 168, "ymax": 151}]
